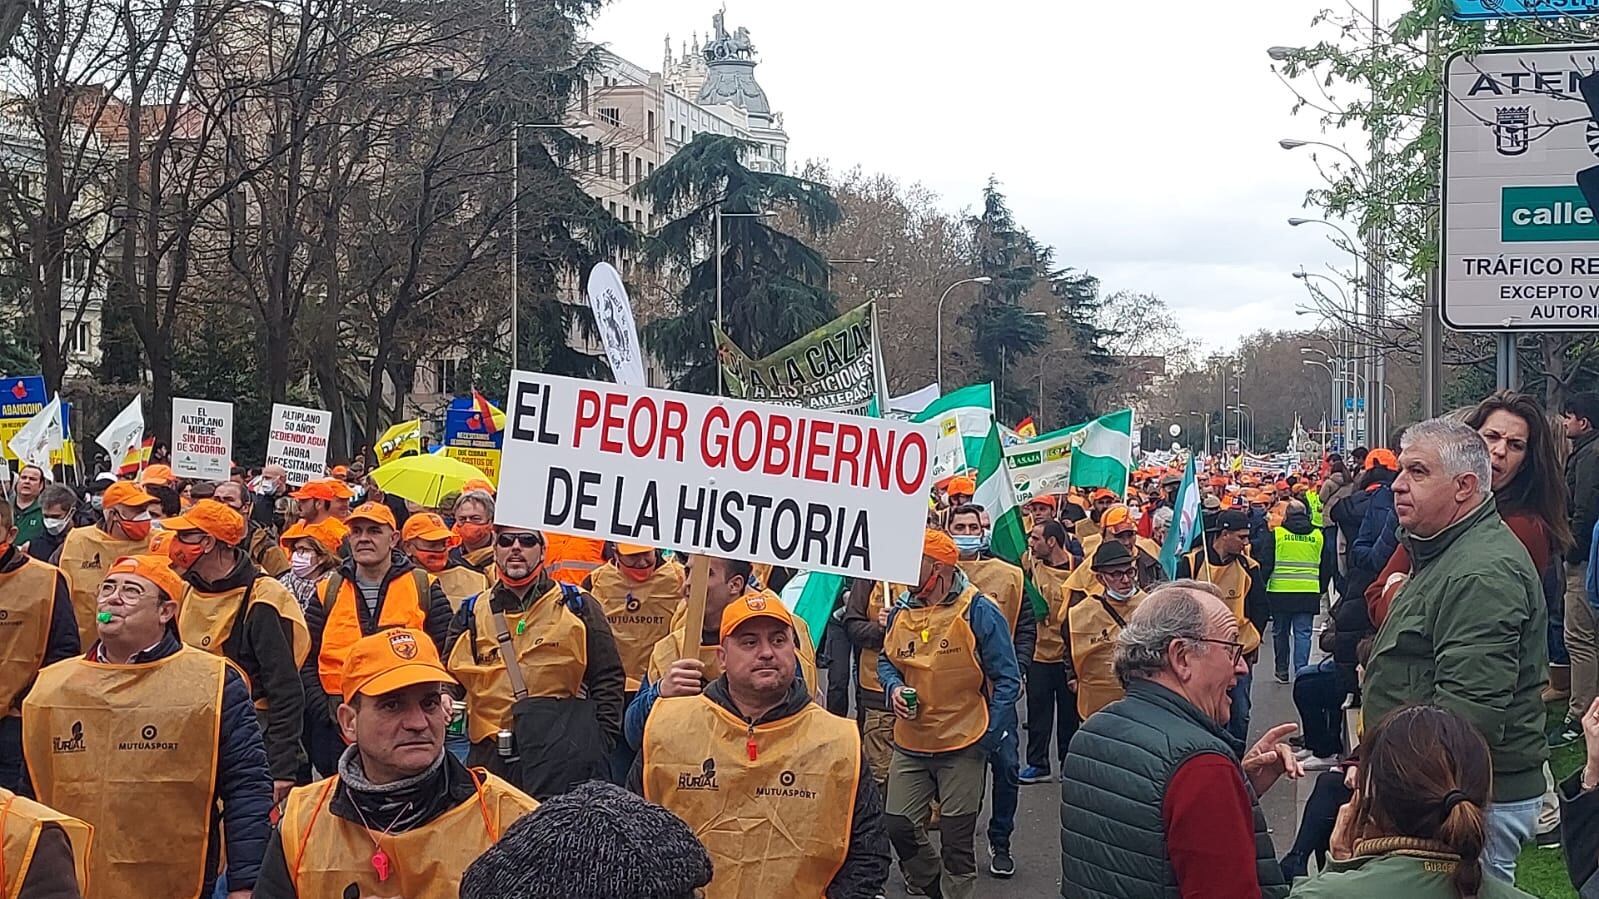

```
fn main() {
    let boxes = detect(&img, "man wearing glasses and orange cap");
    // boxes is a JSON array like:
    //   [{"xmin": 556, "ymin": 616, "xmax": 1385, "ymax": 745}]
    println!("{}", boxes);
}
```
[
  {"xmin": 257, "ymin": 628, "xmax": 537, "ymax": 898},
  {"xmin": 879, "ymin": 530, "xmax": 1021, "ymax": 899},
  {"xmin": 1075, "ymin": 488, "xmax": 1120, "ymax": 543},
  {"xmin": 54, "ymin": 480, "xmax": 157, "ymax": 649},
  {"xmin": 164, "ymin": 499, "xmax": 312, "ymax": 805},
  {"xmin": 400, "ymin": 513, "xmax": 488, "ymax": 610},
  {"xmin": 634, "ymin": 589, "xmax": 889, "ymax": 899},
  {"xmin": 444, "ymin": 524, "xmax": 624, "ymax": 798},
  {"xmin": 23, "ymin": 554, "xmax": 273, "ymax": 899}
]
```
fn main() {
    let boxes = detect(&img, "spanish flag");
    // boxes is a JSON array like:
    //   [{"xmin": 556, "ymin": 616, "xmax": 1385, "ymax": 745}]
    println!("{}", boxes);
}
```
[
  {"xmin": 118, "ymin": 436, "xmax": 154, "ymax": 476},
  {"xmin": 471, "ymin": 390, "xmax": 500, "ymax": 436},
  {"xmin": 1016, "ymin": 416, "xmax": 1037, "ymax": 440}
]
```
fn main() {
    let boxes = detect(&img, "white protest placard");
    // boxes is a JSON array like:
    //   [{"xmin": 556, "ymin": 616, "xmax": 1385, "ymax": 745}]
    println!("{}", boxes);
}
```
[
  {"xmin": 265, "ymin": 403, "xmax": 332, "ymax": 486},
  {"xmin": 496, "ymin": 371, "xmax": 935, "ymax": 584},
  {"xmin": 171, "ymin": 397, "xmax": 233, "ymax": 479}
]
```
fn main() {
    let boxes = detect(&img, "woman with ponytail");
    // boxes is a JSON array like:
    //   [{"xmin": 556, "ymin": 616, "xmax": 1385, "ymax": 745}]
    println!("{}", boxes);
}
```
[{"xmin": 1289, "ymin": 705, "xmax": 1535, "ymax": 898}]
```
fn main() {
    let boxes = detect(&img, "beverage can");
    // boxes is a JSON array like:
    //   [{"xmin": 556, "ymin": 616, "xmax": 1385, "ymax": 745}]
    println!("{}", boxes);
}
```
[{"xmin": 901, "ymin": 687, "xmax": 919, "ymax": 718}]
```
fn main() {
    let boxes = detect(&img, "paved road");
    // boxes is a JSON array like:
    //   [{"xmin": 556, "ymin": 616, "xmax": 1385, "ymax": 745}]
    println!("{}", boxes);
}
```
[{"xmin": 865, "ymin": 638, "xmax": 1304, "ymax": 898}]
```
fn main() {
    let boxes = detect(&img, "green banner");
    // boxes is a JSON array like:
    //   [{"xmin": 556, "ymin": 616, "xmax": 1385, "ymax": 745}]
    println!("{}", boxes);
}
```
[{"xmin": 714, "ymin": 303, "xmax": 878, "ymax": 413}]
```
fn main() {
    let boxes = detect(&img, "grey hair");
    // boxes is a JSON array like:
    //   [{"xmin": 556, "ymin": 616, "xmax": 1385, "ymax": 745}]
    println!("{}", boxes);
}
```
[
  {"xmin": 1399, "ymin": 418, "xmax": 1491, "ymax": 499},
  {"xmin": 1287, "ymin": 499, "xmax": 1307, "ymax": 515},
  {"xmin": 1113, "ymin": 580, "xmax": 1225, "ymax": 686},
  {"xmin": 454, "ymin": 490, "xmax": 496, "ymax": 518}
]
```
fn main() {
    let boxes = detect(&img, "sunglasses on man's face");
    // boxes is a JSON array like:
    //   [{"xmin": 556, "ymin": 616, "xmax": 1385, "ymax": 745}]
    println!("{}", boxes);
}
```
[{"xmin": 496, "ymin": 533, "xmax": 541, "ymax": 549}]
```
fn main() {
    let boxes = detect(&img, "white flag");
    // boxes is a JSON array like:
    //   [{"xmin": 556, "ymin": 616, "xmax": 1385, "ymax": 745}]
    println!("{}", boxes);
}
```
[
  {"xmin": 7, "ymin": 394, "xmax": 63, "ymax": 476},
  {"xmin": 95, "ymin": 395, "xmax": 143, "ymax": 470},
  {"xmin": 585, "ymin": 262, "xmax": 647, "ymax": 386}
]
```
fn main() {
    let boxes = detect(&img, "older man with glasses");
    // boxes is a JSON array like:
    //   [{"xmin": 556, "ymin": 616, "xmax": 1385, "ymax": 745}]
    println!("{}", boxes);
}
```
[{"xmin": 1060, "ymin": 580, "xmax": 1302, "ymax": 899}]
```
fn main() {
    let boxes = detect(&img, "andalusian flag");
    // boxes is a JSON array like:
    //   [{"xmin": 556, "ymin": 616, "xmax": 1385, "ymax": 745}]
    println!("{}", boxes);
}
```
[
  {"xmin": 1158, "ymin": 455, "xmax": 1200, "ymax": 579},
  {"xmin": 1066, "ymin": 408, "xmax": 1133, "ymax": 492}
]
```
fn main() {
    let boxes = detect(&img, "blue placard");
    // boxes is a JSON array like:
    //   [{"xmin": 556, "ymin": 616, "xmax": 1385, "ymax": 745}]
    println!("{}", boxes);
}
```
[
  {"xmin": 0, "ymin": 375, "xmax": 45, "ymax": 419},
  {"xmin": 1453, "ymin": 0, "xmax": 1599, "ymax": 19},
  {"xmin": 442, "ymin": 396, "xmax": 503, "ymax": 450}
]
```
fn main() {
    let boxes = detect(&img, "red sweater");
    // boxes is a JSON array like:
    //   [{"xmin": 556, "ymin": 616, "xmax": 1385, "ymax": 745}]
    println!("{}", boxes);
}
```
[
  {"xmin": 1163, "ymin": 754, "xmax": 1263, "ymax": 898},
  {"xmin": 1366, "ymin": 510, "xmax": 1551, "ymax": 626}
]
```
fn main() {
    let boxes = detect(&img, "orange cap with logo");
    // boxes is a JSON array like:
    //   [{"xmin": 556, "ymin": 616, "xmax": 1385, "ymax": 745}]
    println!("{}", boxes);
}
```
[
  {"xmin": 160, "ymin": 499, "xmax": 246, "ymax": 546},
  {"xmin": 103, "ymin": 480, "xmax": 158, "ymax": 510},
  {"xmin": 339, "ymin": 628, "xmax": 457, "ymax": 703},
  {"xmin": 105, "ymin": 554, "xmax": 187, "ymax": 604},
  {"xmin": 400, "ymin": 512, "xmax": 457, "ymax": 546},
  {"xmin": 923, "ymin": 528, "xmax": 959, "ymax": 565},
  {"xmin": 1091, "ymin": 487, "xmax": 1119, "ymax": 502},
  {"xmin": 291, "ymin": 479, "xmax": 340, "ymax": 501},
  {"xmin": 718, "ymin": 589, "xmax": 796, "ymax": 642},
  {"xmin": 1026, "ymin": 494, "xmax": 1058, "ymax": 509},
  {"xmin": 148, "ymin": 529, "xmax": 174, "ymax": 557},
  {"xmin": 345, "ymin": 502, "xmax": 397, "ymax": 529},
  {"xmin": 1101, "ymin": 504, "xmax": 1136, "ymax": 534},
  {"xmin": 615, "ymin": 542, "xmax": 654, "ymax": 556}
]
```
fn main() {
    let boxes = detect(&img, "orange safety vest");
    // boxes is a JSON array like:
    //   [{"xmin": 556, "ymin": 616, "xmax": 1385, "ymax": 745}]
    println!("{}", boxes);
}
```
[
  {"xmin": 588, "ymin": 560, "xmax": 684, "ymax": 691},
  {"xmin": 856, "ymin": 584, "xmax": 891, "ymax": 696},
  {"xmin": 960, "ymin": 557, "xmax": 1024, "ymax": 631},
  {"xmin": 0, "ymin": 558, "xmax": 61, "ymax": 716},
  {"xmin": 316, "ymin": 569, "xmax": 430, "ymax": 695},
  {"xmin": 22, "ymin": 647, "xmax": 225, "ymax": 899},
  {"xmin": 177, "ymin": 576, "xmax": 311, "ymax": 668},
  {"xmin": 642, "ymin": 695, "xmax": 859, "ymax": 899},
  {"xmin": 1026, "ymin": 558, "xmax": 1074, "ymax": 665},
  {"xmin": 1069, "ymin": 591, "xmax": 1146, "ymax": 719},
  {"xmin": 1184, "ymin": 549, "xmax": 1262, "ymax": 654},
  {"xmin": 541, "ymin": 534, "xmax": 604, "ymax": 587},
  {"xmin": 884, "ymin": 585, "xmax": 988, "ymax": 754},
  {"xmin": 445, "ymin": 585, "xmax": 588, "ymax": 743},
  {"xmin": 432, "ymin": 566, "xmax": 490, "ymax": 612},
  {"xmin": 0, "ymin": 789, "xmax": 92, "ymax": 896},
  {"xmin": 278, "ymin": 768, "xmax": 537, "ymax": 899},
  {"xmin": 55, "ymin": 526, "xmax": 149, "ymax": 651}
]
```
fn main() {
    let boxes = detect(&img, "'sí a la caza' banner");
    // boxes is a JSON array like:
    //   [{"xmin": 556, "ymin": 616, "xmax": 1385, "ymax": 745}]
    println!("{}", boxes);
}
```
[{"xmin": 714, "ymin": 303, "xmax": 878, "ymax": 414}]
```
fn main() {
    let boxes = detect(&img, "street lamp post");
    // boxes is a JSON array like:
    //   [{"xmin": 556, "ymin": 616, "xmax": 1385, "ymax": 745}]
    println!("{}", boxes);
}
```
[
  {"xmin": 934, "ymin": 276, "xmax": 994, "ymax": 389},
  {"xmin": 715, "ymin": 208, "xmax": 777, "ymax": 395}
]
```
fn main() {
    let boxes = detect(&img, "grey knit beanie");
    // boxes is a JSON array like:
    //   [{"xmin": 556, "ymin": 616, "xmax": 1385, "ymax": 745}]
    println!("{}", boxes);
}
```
[{"xmin": 460, "ymin": 781, "xmax": 714, "ymax": 899}]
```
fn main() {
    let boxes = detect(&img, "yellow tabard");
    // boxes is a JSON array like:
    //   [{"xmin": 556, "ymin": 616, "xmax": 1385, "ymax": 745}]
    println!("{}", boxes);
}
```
[
  {"xmin": 1074, "ymin": 518, "xmax": 1102, "ymax": 543},
  {"xmin": 461, "ymin": 544, "xmax": 496, "ymax": 572},
  {"xmin": 884, "ymin": 585, "xmax": 988, "ymax": 754},
  {"xmin": 0, "ymin": 789, "xmax": 92, "ymax": 897},
  {"xmin": 433, "ymin": 566, "xmax": 490, "ymax": 612},
  {"xmin": 857, "ymin": 584, "xmax": 892, "ymax": 695},
  {"xmin": 0, "ymin": 559, "xmax": 61, "ymax": 715},
  {"xmin": 278, "ymin": 769, "xmax": 537, "ymax": 899},
  {"xmin": 176, "ymin": 577, "xmax": 311, "ymax": 669},
  {"xmin": 249, "ymin": 529, "xmax": 290, "ymax": 578},
  {"xmin": 589, "ymin": 560, "xmax": 684, "ymax": 691},
  {"xmin": 960, "ymin": 558, "xmax": 1024, "ymax": 631},
  {"xmin": 652, "ymin": 606, "xmax": 821, "ymax": 699},
  {"xmin": 1186, "ymin": 550, "xmax": 1262, "ymax": 654},
  {"xmin": 22, "ymin": 648, "xmax": 225, "ymax": 899},
  {"xmin": 1079, "ymin": 533, "xmax": 1103, "ymax": 562},
  {"xmin": 1026, "ymin": 560, "xmax": 1073, "ymax": 664},
  {"xmin": 445, "ymin": 586, "xmax": 588, "ymax": 743},
  {"xmin": 56, "ymin": 527, "xmax": 149, "ymax": 651},
  {"xmin": 1069, "ymin": 592, "xmax": 1146, "ymax": 719},
  {"xmin": 642, "ymin": 696, "xmax": 860, "ymax": 899}
]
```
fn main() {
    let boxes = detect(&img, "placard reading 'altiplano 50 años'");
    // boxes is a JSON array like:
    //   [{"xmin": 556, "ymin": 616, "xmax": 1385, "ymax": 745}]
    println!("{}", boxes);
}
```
[{"xmin": 495, "ymin": 372, "xmax": 936, "ymax": 584}]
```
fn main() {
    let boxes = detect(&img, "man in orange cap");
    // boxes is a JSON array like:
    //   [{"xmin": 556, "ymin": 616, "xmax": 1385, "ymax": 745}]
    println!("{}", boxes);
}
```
[
  {"xmin": 1075, "ymin": 488, "xmax": 1120, "ymax": 543},
  {"xmin": 633, "ymin": 590, "xmax": 889, "ymax": 899},
  {"xmin": 946, "ymin": 475, "xmax": 977, "ymax": 509},
  {"xmin": 400, "ymin": 512, "xmax": 486, "ymax": 609},
  {"xmin": 256, "ymin": 628, "xmax": 537, "ymax": 898},
  {"xmin": 1101, "ymin": 504, "xmax": 1165, "ymax": 590},
  {"xmin": 304, "ymin": 501, "xmax": 452, "ymax": 776},
  {"xmin": 1022, "ymin": 493, "xmax": 1058, "ymax": 529},
  {"xmin": 879, "ymin": 529, "xmax": 1022, "ymax": 898},
  {"xmin": 581, "ymin": 543, "xmax": 684, "ymax": 778},
  {"xmin": 23, "ymin": 554, "xmax": 272, "ymax": 899},
  {"xmin": 54, "ymin": 480, "xmax": 157, "ymax": 649},
  {"xmin": 0, "ymin": 501, "xmax": 79, "ymax": 794},
  {"xmin": 211, "ymin": 479, "xmax": 289, "ymax": 577},
  {"xmin": 444, "ymin": 523, "xmax": 624, "ymax": 798},
  {"xmin": 164, "ymin": 498, "xmax": 311, "ymax": 803},
  {"xmin": 291, "ymin": 479, "xmax": 343, "ymax": 529}
]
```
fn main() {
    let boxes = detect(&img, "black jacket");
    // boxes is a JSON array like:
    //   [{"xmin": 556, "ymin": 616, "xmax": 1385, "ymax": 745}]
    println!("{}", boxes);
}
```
[
  {"xmin": 1176, "ymin": 545, "xmax": 1270, "ymax": 638},
  {"xmin": 1257, "ymin": 509, "xmax": 1325, "ymax": 616},
  {"xmin": 184, "ymin": 551, "xmax": 306, "ymax": 782},
  {"xmin": 1568, "ymin": 429, "xmax": 1599, "ymax": 565},
  {"xmin": 626, "ymin": 677, "xmax": 891, "ymax": 899},
  {"xmin": 445, "ymin": 577, "xmax": 626, "ymax": 749},
  {"xmin": 0, "ymin": 547, "xmax": 80, "ymax": 710},
  {"xmin": 254, "ymin": 751, "xmax": 484, "ymax": 898},
  {"xmin": 1559, "ymin": 770, "xmax": 1599, "ymax": 898},
  {"xmin": 24, "ymin": 526, "xmax": 66, "ymax": 566}
]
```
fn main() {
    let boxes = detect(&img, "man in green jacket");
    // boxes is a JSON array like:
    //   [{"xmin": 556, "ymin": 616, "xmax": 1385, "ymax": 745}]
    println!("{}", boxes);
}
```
[{"xmin": 1363, "ymin": 418, "xmax": 1548, "ymax": 883}]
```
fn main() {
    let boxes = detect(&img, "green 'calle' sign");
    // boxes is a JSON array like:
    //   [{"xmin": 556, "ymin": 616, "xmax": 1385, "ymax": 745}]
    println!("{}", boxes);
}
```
[{"xmin": 1501, "ymin": 185, "xmax": 1599, "ymax": 242}]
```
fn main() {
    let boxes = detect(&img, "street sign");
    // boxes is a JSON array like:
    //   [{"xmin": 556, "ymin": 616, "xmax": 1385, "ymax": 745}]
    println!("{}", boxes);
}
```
[
  {"xmin": 1442, "ymin": 45, "xmax": 1599, "ymax": 331},
  {"xmin": 1454, "ymin": 0, "xmax": 1599, "ymax": 20}
]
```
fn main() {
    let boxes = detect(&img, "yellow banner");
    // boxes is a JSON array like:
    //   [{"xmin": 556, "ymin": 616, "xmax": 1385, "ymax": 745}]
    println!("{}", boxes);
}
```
[
  {"xmin": 375, "ymin": 419, "xmax": 422, "ymax": 465},
  {"xmin": 444, "ymin": 446, "xmax": 500, "ymax": 485}
]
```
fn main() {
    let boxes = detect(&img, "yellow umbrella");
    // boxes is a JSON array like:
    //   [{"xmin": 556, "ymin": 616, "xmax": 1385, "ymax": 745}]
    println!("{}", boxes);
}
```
[{"xmin": 370, "ymin": 453, "xmax": 489, "ymax": 507}]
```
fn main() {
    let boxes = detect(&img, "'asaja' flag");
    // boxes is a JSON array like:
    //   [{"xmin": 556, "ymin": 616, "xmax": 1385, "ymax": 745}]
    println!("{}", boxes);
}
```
[
  {"xmin": 470, "ymin": 390, "xmax": 500, "ymax": 436},
  {"xmin": 96, "ymin": 395, "xmax": 144, "ymax": 474},
  {"xmin": 1158, "ymin": 454, "xmax": 1200, "ymax": 579}
]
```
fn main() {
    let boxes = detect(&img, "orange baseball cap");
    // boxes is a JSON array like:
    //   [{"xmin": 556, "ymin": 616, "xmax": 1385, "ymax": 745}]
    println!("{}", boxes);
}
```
[
  {"xmin": 291, "ymin": 479, "xmax": 340, "ymax": 501},
  {"xmin": 1365, "ymin": 448, "xmax": 1399, "ymax": 472},
  {"xmin": 103, "ymin": 480, "xmax": 158, "ymax": 510},
  {"xmin": 326, "ymin": 478, "xmax": 356, "ymax": 499},
  {"xmin": 1025, "ymin": 494, "xmax": 1058, "ymax": 509},
  {"xmin": 281, "ymin": 518, "xmax": 348, "ymax": 555},
  {"xmin": 462, "ymin": 478, "xmax": 496, "ymax": 496},
  {"xmin": 105, "ymin": 554, "xmax": 187, "ymax": 604},
  {"xmin": 1091, "ymin": 487, "xmax": 1119, "ymax": 502},
  {"xmin": 331, "ymin": 465, "xmax": 349, "ymax": 478},
  {"xmin": 160, "ymin": 499, "xmax": 246, "ymax": 546},
  {"xmin": 615, "ymin": 542, "xmax": 654, "ymax": 555},
  {"xmin": 923, "ymin": 528, "xmax": 958, "ymax": 565},
  {"xmin": 718, "ymin": 589, "xmax": 796, "ymax": 642},
  {"xmin": 138, "ymin": 464, "xmax": 175, "ymax": 487},
  {"xmin": 339, "ymin": 627, "xmax": 457, "ymax": 703},
  {"xmin": 345, "ymin": 501, "xmax": 397, "ymax": 529},
  {"xmin": 947, "ymin": 475, "xmax": 976, "ymax": 497},
  {"xmin": 148, "ymin": 529, "xmax": 174, "ymax": 556},
  {"xmin": 401, "ymin": 512, "xmax": 457, "ymax": 546},
  {"xmin": 1101, "ymin": 505, "xmax": 1136, "ymax": 534}
]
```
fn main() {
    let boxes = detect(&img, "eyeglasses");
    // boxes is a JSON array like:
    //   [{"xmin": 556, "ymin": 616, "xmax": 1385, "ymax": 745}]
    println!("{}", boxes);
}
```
[
  {"xmin": 1098, "ymin": 567, "xmax": 1137, "ymax": 581},
  {"xmin": 496, "ymin": 533, "xmax": 541, "ymax": 549},
  {"xmin": 97, "ymin": 581, "xmax": 150, "ymax": 602},
  {"xmin": 1190, "ymin": 637, "xmax": 1246, "ymax": 664}
]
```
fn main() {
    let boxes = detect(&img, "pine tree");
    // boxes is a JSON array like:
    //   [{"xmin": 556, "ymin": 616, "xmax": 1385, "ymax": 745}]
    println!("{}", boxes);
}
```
[
  {"xmin": 636, "ymin": 134, "xmax": 841, "ymax": 393},
  {"xmin": 966, "ymin": 179, "xmax": 1050, "ymax": 422},
  {"xmin": 1050, "ymin": 267, "xmax": 1116, "ymax": 422}
]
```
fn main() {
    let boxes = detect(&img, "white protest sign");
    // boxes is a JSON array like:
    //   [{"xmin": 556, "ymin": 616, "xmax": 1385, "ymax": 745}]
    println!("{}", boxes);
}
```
[
  {"xmin": 171, "ymin": 397, "xmax": 233, "ymax": 479},
  {"xmin": 265, "ymin": 403, "xmax": 332, "ymax": 486},
  {"xmin": 496, "ymin": 371, "xmax": 936, "ymax": 584}
]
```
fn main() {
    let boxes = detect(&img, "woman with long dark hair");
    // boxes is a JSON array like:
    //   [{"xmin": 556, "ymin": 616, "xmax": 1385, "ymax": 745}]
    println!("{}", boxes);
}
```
[{"xmin": 1288, "ymin": 705, "xmax": 1534, "ymax": 898}]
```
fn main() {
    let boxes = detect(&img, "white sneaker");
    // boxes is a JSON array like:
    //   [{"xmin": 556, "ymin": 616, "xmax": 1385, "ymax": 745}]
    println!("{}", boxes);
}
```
[
  {"xmin": 1293, "ymin": 747, "xmax": 1316, "ymax": 761},
  {"xmin": 1303, "ymin": 754, "xmax": 1340, "ymax": 771}
]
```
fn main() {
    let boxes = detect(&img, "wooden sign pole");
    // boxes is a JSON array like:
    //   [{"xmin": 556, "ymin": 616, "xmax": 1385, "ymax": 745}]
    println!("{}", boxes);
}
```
[{"xmin": 679, "ymin": 556, "xmax": 711, "ymax": 662}]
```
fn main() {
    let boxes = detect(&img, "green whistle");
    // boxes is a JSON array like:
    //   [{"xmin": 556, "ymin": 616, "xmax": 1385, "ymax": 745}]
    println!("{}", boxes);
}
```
[{"xmin": 97, "ymin": 611, "xmax": 112, "ymax": 624}]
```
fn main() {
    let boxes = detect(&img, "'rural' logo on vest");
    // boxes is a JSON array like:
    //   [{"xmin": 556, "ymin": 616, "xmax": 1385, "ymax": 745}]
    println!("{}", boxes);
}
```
[
  {"xmin": 756, "ymin": 768, "xmax": 819, "ymax": 800},
  {"xmin": 678, "ymin": 758, "xmax": 718, "ymax": 791},
  {"xmin": 52, "ymin": 721, "xmax": 86, "ymax": 753},
  {"xmin": 893, "ymin": 640, "xmax": 916, "ymax": 660},
  {"xmin": 388, "ymin": 631, "xmax": 418, "ymax": 660},
  {"xmin": 1091, "ymin": 627, "xmax": 1113, "ymax": 646},
  {"xmin": 82, "ymin": 553, "xmax": 101, "ymax": 571}
]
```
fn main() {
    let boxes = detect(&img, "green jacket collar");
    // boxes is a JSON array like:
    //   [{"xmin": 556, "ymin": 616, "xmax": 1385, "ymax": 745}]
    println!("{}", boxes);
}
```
[
  {"xmin": 1124, "ymin": 678, "xmax": 1246, "ymax": 757},
  {"xmin": 1401, "ymin": 496, "xmax": 1498, "ymax": 570}
]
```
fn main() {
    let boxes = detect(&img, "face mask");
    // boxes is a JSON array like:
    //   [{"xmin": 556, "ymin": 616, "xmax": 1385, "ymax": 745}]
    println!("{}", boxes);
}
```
[
  {"xmin": 412, "ymin": 549, "xmax": 450, "ymax": 573},
  {"xmin": 253, "ymin": 479, "xmax": 277, "ymax": 497},
  {"xmin": 89, "ymin": 495, "xmax": 103, "ymax": 511},
  {"xmin": 166, "ymin": 538, "xmax": 208, "ymax": 571},
  {"xmin": 43, "ymin": 516, "xmax": 70, "ymax": 535},
  {"xmin": 290, "ymin": 550, "xmax": 319, "ymax": 578},
  {"xmin": 1105, "ymin": 584, "xmax": 1137, "ymax": 602},
  {"xmin": 499, "ymin": 564, "xmax": 541, "ymax": 589},
  {"xmin": 454, "ymin": 522, "xmax": 492, "ymax": 547},
  {"xmin": 911, "ymin": 567, "xmax": 946, "ymax": 601},
  {"xmin": 0, "ymin": 542, "xmax": 10, "ymax": 559},
  {"xmin": 953, "ymin": 534, "xmax": 984, "ymax": 555},
  {"xmin": 119, "ymin": 517, "xmax": 152, "ymax": 542},
  {"xmin": 620, "ymin": 561, "xmax": 656, "ymax": 582}
]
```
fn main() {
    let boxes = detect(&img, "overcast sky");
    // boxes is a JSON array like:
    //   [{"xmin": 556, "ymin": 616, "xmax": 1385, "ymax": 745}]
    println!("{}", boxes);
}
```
[{"xmin": 587, "ymin": 1, "xmax": 1361, "ymax": 353}]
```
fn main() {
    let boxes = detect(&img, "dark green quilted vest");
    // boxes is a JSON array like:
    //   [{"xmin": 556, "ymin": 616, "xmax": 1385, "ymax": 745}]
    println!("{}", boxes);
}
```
[{"xmin": 1059, "ymin": 680, "xmax": 1288, "ymax": 899}]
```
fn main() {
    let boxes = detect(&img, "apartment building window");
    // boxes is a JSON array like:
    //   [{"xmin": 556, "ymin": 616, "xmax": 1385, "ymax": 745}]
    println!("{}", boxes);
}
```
[
  {"xmin": 67, "ymin": 321, "xmax": 90, "ymax": 355},
  {"xmin": 590, "ymin": 142, "xmax": 600, "ymax": 173},
  {"xmin": 608, "ymin": 147, "xmax": 617, "ymax": 180},
  {"xmin": 580, "ymin": 81, "xmax": 590, "ymax": 112},
  {"xmin": 634, "ymin": 157, "xmax": 643, "ymax": 183},
  {"xmin": 599, "ymin": 107, "xmax": 621, "ymax": 126},
  {"xmin": 621, "ymin": 152, "xmax": 631, "ymax": 185},
  {"xmin": 647, "ymin": 111, "xmax": 656, "ymax": 140},
  {"xmin": 668, "ymin": 118, "xmax": 676, "ymax": 140},
  {"xmin": 65, "ymin": 252, "xmax": 89, "ymax": 283},
  {"xmin": 435, "ymin": 357, "xmax": 461, "ymax": 396},
  {"xmin": 648, "ymin": 161, "xmax": 655, "ymax": 178},
  {"xmin": 608, "ymin": 201, "xmax": 616, "ymax": 216}
]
